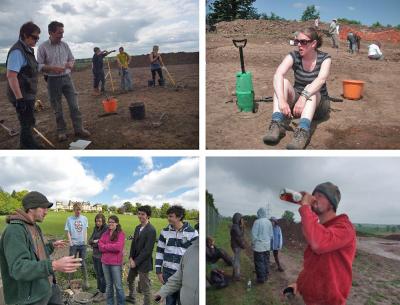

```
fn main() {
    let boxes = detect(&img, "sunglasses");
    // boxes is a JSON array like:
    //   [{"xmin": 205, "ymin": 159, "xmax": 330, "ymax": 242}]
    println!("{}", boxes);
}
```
[
  {"xmin": 294, "ymin": 39, "xmax": 312, "ymax": 46},
  {"xmin": 30, "ymin": 34, "xmax": 40, "ymax": 41}
]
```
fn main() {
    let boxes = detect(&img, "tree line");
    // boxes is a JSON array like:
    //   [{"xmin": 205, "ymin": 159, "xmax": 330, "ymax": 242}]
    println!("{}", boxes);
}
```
[
  {"xmin": 0, "ymin": 189, "xmax": 199, "ymax": 219},
  {"xmin": 207, "ymin": 1, "xmax": 400, "ymax": 29}
]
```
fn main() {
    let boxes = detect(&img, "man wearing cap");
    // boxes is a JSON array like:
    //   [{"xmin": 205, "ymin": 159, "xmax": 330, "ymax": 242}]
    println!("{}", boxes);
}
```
[
  {"xmin": 287, "ymin": 182, "xmax": 356, "ymax": 305},
  {"xmin": 329, "ymin": 19, "xmax": 339, "ymax": 48},
  {"xmin": 0, "ymin": 191, "xmax": 82, "ymax": 305}
]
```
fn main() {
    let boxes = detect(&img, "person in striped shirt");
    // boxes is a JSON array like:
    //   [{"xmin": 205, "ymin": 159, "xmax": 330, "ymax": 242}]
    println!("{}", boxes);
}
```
[
  {"xmin": 263, "ymin": 27, "xmax": 332, "ymax": 149},
  {"xmin": 155, "ymin": 205, "xmax": 198, "ymax": 305}
]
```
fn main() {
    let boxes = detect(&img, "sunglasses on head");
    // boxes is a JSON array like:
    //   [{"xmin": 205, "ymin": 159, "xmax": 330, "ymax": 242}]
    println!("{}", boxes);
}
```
[
  {"xmin": 294, "ymin": 39, "xmax": 312, "ymax": 46},
  {"xmin": 30, "ymin": 34, "xmax": 40, "ymax": 41}
]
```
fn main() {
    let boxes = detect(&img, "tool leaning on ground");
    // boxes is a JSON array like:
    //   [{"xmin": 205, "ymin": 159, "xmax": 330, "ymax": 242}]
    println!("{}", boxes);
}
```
[
  {"xmin": 0, "ymin": 119, "xmax": 19, "ymax": 137},
  {"xmin": 32, "ymin": 127, "xmax": 56, "ymax": 148},
  {"xmin": 162, "ymin": 65, "xmax": 176, "ymax": 87},
  {"xmin": 233, "ymin": 38, "xmax": 255, "ymax": 112}
]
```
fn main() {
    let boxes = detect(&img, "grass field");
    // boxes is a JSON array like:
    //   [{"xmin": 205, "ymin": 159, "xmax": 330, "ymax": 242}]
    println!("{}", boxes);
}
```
[{"xmin": 0, "ymin": 211, "xmax": 196, "ymax": 297}]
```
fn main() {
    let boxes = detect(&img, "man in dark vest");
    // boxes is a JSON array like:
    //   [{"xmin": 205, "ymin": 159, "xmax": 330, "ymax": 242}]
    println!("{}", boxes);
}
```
[
  {"xmin": 6, "ymin": 22, "xmax": 43, "ymax": 148},
  {"xmin": 126, "ymin": 205, "xmax": 157, "ymax": 305}
]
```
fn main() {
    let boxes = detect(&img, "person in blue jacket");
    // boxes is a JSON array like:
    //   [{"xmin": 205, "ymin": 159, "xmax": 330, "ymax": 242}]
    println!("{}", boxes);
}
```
[{"xmin": 270, "ymin": 217, "xmax": 284, "ymax": 272}]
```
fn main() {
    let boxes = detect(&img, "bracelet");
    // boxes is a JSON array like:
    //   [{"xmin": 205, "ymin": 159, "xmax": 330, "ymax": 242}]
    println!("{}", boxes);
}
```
[{"xmin": 301, "ymin": 90, "xmax": 311, "ymax": 100}]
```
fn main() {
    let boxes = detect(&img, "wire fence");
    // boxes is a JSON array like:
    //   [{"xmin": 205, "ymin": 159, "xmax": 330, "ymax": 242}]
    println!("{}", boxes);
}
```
[{"xmin": 206, "ymin": 203, "xmax": 221, "ymax": 237}]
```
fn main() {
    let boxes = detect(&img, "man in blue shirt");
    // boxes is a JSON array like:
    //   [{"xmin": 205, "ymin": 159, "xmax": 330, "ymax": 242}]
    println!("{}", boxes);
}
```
[
  {"xmin": 65, "ymin": 202, "xmax": 89, "ymax": 289},
  {"xmin": 6, "ymin": 21, "xmax": 42, "ymax": 148}
]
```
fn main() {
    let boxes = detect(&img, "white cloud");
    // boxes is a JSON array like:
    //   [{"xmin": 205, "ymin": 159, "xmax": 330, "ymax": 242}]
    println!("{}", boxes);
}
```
[
  {"xmin": 348, "ymin": 6, "xmax": 356, "ymax": 11},
  {"xmin": 128, "ymin": 157, "xmax": 198, "ymax": 195},
  {"xmin": 111, "ymin": 187, "xmax": 199, "ymax": 210},
  {"xmin": 133, "ymin": 157, "xmax": 154, "ymax": 176},
  {"xmin": 0, "ymin": 0, "xmax": 198, "ymax": 62},
  {"xmin": 112, "ymin": 194, "xmax": 120, "ymax": 200},
  {"xmin": 292, "ymin": 2, "xmax": 307, "ymax": 9},
  {"xmin": 0, "ymin": 156, "xmax": 109, "ymax": 202}
]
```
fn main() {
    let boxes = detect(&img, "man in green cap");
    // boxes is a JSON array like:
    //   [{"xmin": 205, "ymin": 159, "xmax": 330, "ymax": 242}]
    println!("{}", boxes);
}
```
[
  {"xmin": 0, "ymin": 191, "xmax": 82, "ymax": 305},
  {"xmin": 286, "ymin": 182, "xmax": 356, "ymax": 305}
]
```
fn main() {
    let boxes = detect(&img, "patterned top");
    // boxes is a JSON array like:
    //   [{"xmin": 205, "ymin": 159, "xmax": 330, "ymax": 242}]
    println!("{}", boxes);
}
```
[
  {"xmin": 155, "ymin": 222, "xmax": 198, "ymax": 274},
  {"xmin": 37, "ymin": 39, "xmax": 74, "ymax": 76},
  {"xmin": 289, "ymin": 50, "xmax": 330, "ymax": 97}
]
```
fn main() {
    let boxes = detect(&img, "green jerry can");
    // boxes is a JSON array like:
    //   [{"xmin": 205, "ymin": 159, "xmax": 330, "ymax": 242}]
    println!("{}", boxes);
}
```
[{"xmin": 233, "ymin": 39, "xmax": 255, "ymax": 112}]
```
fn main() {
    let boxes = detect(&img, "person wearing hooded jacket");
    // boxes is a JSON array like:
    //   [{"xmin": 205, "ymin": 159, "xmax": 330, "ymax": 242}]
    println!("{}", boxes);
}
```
[
  {"xmin": 230, "ymin": 213, "xmax": 245, "ymax": 281},
  {"xmin": 288, "ymin": 182, "xmax": 356, "ymax": 305},
  {"xmin": 251, "ymin": 208, "xmax": 273, "ymax": 283}
]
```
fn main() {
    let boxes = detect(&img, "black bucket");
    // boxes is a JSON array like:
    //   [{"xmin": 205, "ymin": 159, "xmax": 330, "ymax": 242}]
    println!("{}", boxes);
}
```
[
  {"xmin": 148, "ymin": 80, "xmax": 154, "ymax": 87},
  {"xmin": 129, "ymin": 102, "xmax": 145, "ymax": 120}
]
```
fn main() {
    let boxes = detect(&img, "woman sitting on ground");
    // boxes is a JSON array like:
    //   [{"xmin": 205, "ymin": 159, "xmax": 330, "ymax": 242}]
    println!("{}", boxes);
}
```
[
  {"xmin": 149, "ymin": 45, "xmax": 165, "ymax": 86},
  {"xmin": 263, "ymin": 27, "xmax": 332, "ymax": 149}
]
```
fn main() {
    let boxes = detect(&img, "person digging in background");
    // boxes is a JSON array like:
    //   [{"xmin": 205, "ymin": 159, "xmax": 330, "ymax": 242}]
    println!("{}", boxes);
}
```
[
  {"xmin": 230, "ymin": 212, "xmax": 245, "ymax": 281},
  {"xmin": 65, "ymin": 202, "xmax": 89, "ymax": 290},
  {"xmin": 270, "ymin": 217, "xmax": 284, "ymax": 272},
  {"xmin": 6, "ymin": 21, "xmax": 43, "ymax": 149},
  {"xmin": 89, "ymin": 213, "xmax": 108, "ymax": 302},
  {"xmin": 155, "ymin": 205, "xmax": 198, "ymax": 305},
  {"xmin": 149, "ymin": 45, "xmax": 165, "ymax": 87},
  {"xmin": 287, "ymin": 182, "xmax": 356, "ymax": 305},
  {"xmin": 0, "ymin": 191, "xmax": 82, "ymax": 305},
  {"xmin": 368, "ymin": 41, "xmax": 384, "ymax": 60},
  {"xmin": 126, "ymin": 205, "xmax": 157, "ymax": 305},
  {"xmin": 263, "ymin": 27, "xmax": 331, "ymax": 149},
  {"xmin": 116, "ymin": 46, "xmax": 133, "ymax": 91},
  {"xmin": 206, "ymin": 236, "xmax": 233, "ymax": 266},
  {"xmin": 347, "ymin": 32, "xmax": 357, "ymax": 54},
  {"xmin": 251, "ymin": 207, "xmax": 273, "ymax": 283},
  {"xmin": 99, "ymin": 215, "xmax": 126, "ymax": 305},
  {"xmin": 92, "ymin": 47, "xmax": 115, "ymax": 96},
  {"xmin": 37, "ymin": 20, "xmax": 90, "ymax": 142}
]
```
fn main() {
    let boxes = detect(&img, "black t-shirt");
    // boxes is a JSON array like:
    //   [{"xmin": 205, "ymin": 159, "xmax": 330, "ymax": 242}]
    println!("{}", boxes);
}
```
[{"xmin": 92, "ymin": 53, "xmax": 105, "ymax": 72}]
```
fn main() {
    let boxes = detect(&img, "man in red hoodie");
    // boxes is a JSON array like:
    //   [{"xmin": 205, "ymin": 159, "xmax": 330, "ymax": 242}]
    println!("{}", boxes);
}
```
[{"xmin": 288, "ymin": 182, "xmax": 356, "ymax": 305}]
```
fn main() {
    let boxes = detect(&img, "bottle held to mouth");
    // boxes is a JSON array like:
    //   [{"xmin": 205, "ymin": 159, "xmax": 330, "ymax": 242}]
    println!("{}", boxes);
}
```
[{"xmin": 280, "ymin": 188, "xmax": 303, "ymax": 204}]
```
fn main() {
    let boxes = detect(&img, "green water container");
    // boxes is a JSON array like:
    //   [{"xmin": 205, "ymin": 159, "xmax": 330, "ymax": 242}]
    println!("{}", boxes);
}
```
[{"xmin": 236, "ymin": 71, "xmax": 255, "ymax": 112}]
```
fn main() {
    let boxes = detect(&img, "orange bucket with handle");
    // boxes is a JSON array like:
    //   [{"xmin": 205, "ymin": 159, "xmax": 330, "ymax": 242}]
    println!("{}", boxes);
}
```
[
  {"xmin": 342, "ymin": 80, "xmax": 365, "ymax": 100},
  {"xmin": 102, "ymin": 97, "xmax": 118, "ymax": 113}
]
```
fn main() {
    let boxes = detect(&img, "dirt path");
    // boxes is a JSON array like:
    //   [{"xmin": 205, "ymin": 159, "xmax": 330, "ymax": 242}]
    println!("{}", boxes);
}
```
[{"xmin": 357, "ymin": 236, "xmax": 400, "ymax": 261}]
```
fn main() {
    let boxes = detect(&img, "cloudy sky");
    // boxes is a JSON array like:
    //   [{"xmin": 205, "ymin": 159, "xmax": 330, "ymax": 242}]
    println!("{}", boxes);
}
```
[
  {"xmin": 0, "ymin": 156, "xmax": 199, "ymax": 209},
  {"xmin": 0, "ymin": 0, "xmax": 199, "ymax": 62},
  {"xmin": 207, "ymin": 157, "xmax": 400, "ymax": 225}
]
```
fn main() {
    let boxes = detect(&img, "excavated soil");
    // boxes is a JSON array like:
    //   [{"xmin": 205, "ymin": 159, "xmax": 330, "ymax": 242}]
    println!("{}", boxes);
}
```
[
  {"xmin": 0, "ymin": 52, "xmax": 198, "ymax": 149},
  {"xmin": 206, "ymin": 20, "xmax": 400, "ymax": 149}
]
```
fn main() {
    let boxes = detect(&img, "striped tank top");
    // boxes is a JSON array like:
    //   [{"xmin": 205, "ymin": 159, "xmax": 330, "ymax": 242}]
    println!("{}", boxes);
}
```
[{"xmin": 290, "ymin": 50, "xmax": 330, "ymax": 97}]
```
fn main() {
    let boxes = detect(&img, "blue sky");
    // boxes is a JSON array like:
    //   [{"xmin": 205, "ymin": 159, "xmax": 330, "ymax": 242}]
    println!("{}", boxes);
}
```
[
  {"xmin": 0, "ymin": 156, "xmax": 199, "ymax": 209},
  {"xmin": 208, "ymin": 0, "xmax": 400, "ymax": 26}
]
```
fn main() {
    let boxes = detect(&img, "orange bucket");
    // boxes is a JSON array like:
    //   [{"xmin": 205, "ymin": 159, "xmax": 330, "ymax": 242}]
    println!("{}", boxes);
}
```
[
  {"xmin": 342, "ymin": 80, "xmax": 365, "ymax": 100},
  {"xmin": 102, "ymin": 98, "xmax": 117, "ymax": 113}
]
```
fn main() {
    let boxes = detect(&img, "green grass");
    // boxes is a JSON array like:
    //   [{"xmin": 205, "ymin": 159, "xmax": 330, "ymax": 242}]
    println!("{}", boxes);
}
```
[{"xmin": 1, "ymin": 211, "xmax": 195, "ymax": 294}]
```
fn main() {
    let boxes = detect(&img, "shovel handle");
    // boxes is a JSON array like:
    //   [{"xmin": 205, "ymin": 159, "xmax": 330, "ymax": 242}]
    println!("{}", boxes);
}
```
[{"xmin": 233, "ymin": 39, "xmax": 247, "ymax": 48}]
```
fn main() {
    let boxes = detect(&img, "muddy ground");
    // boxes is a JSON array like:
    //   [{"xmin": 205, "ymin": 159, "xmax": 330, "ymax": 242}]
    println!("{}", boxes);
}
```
[
  {"xmin": 207, "ymin": 220, "xmax": 400, "ymax": 305},
  {"xmin": 206, "ymin": 20, "xmax": 400, "ymax": 149},
  {"xmin": 0, "ymin": 52, "xmax": 198, "ymax": 149}
]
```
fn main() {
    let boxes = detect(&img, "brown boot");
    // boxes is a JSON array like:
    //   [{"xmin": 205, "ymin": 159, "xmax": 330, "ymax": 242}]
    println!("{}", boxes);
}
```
[
  {"xmin": 75, "ymin": 128, "xmax": 91, "ymax": 138},
  {"xmin": 263, "ymin": 120, "xmax": 286, "ymax": 144},
  {"xmin": 286, "ymin": 128, "xmax": 310, "ymax": 150}
]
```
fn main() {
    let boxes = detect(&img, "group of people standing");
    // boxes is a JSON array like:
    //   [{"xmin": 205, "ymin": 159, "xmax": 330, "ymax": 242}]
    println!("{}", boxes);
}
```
[
  {"xmin": 0, "ymin": 191, "xmax": 199, "ymax": 305},
  {"xmin": 6, "ymin": 21, "xmax": 167, "ymax": 150},
  {"xmin": 230, "ymin": 210, "xmax": 284, "ymax": 283}
]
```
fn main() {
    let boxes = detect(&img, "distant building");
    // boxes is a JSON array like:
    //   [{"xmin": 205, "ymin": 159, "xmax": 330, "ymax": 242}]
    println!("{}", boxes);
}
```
[{"xmin": 54, "ymin": 200, "xmax": 103, "ymax": 212}]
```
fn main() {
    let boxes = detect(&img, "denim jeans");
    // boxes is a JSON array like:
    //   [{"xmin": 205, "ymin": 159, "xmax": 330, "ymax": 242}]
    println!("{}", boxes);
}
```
[
  {"xmin": 68, "ymin": 245, "xmax": 88, "ymax": 282},
  {"xmin": 102, "ymin": 264, "xmax": 125, "ymax": 305},
  {"xmin": 120, "ymin": 68, "xmax": 132, "ymax": 91},
  {"xmin": 47, "ymin": 74, "xmax": 83, "ymax": 134},
  {"xmin": 93, "ymin": 256, "xmax": 106, "ymax": 293},
  {"xmin": 163, "ymin": 269, "xmax": 180, "ymax": 305},
  {"xmin": 254, "ymin": 251, "xmax": 270, "ymax": 283},
  {"xmin": 232, "ymin": 247, "xmax": 241, "ymax": 280}
]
